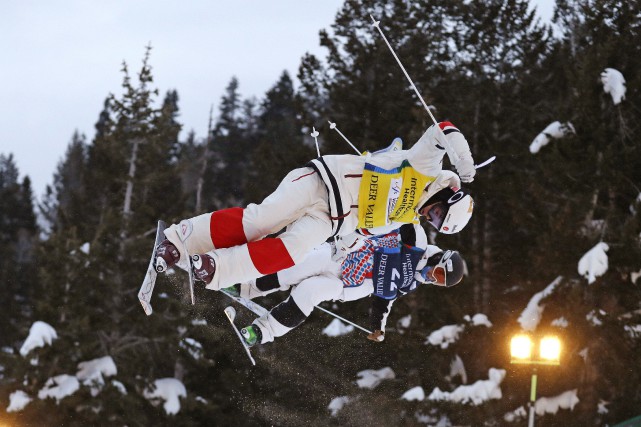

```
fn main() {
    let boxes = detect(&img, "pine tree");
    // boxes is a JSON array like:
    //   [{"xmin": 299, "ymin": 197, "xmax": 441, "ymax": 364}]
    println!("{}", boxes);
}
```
[
  {"xmin": 245, "ymin": 71, "xmax": 315, "ymax": 203},
  {"xmin": 0, "ymin": 154, "xmax": 38, "ymax": 346},
  {"xmin": 177, "ymin": 129, "xmax": 207, "ymax": 212},
  {"xmin": 9, "ymin": 47, "xmax": 202, "ymax": 425},
  {"xmin": 523, "ymin": 1, "xmax": 641, "ymax": 423},
  {"xmin": 40, "ymin": 131, "xmax": 89, "ymax": 238},
  {"xmin": 202, "ymin": 77, "xmax": 252, "ymax": 208},
  {"xmin": 5, "ymin": 2, "xmax": 641, "ymax": 424},
  {"xmin": 441, "ymin": 0, "xmax": 553, "ymax": 316},
  {"xmin": 297, "ymin": 53, "xmax": 330, "ymax": 150}
]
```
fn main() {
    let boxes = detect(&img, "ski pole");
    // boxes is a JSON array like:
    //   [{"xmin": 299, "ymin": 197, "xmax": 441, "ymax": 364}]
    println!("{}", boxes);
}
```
[
  {"xmin": 310, "ymin": 127, "xmax": 321, "ymax": 157},
  {"xmin": 371, "ymin": 15, "xmax": 496, "ymax": 171},
  {"xmin": 370, "ymin": 16, "xmax": 439, "ymax": 129},
  {"xmin": 328, "ymin": 121, "xmax": 362, "ymax": 155},
  {"xmin": 474, "ymin": 155, "xmax": 496, "ymax": 169},
  {"xmin": 315, "ymin": 305, "xmax": 373, "ymax": 334},
  {"xmin": 370, "ymin": 15, "xmax": 459, "ymax": 164}
]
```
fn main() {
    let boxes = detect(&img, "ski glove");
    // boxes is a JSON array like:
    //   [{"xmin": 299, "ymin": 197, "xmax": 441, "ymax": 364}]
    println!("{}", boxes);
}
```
[
  {"xmin": 438, "ymin": 123, "xmax": 475, "ymax": 183},
  {"xmin": 331, "ymin": 234, "xmax": 365, "ymax": 263},
  {"xmin": 455, "ymin": 158, "xmax": 476, "ymax": 183},
  {"xmin": 367, "ymin": 330, "xmax": 385, "ymax": 342}
]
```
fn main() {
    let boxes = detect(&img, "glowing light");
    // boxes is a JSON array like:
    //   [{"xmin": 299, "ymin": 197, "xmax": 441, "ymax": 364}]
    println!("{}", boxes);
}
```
[
  {"xmin": 510, "ymin": 334, "xmax": 533, "ymax": 360},
  {"xmin": 539, "ymin": 336, "xmax": 561, "ymax": 362}
]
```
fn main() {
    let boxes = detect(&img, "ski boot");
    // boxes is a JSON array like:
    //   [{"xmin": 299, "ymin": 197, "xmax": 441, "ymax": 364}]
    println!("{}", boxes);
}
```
[
  {"xmin": 221, "ymin": 284, "xmax": 241, "ymax": 297},
  {"xmin": 240, "ymin": 325, "xmax": 262, "ymax": 347},
  {"xmin": 155, "ymin": 239, "xmax": 180, "ymax": 273},
  {"xmin": 191, "ymin": 254, "xmax": 216, "ymax": 284},
  {"xmin": 223, "ymin": 279, "xmax": 281, "ymax": 300}
]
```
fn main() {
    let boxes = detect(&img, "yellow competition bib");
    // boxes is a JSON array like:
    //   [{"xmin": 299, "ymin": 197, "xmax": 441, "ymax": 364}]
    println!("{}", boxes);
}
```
[{"xmin": 358, "ymin": 160, "xmax": 434, "ymax": 229}]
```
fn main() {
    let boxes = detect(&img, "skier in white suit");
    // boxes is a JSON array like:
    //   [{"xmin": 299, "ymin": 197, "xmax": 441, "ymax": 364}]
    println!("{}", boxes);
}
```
[
  {"xmin": 225, "ymin": 223, "xmax": 465, "ymax": 347},
  {"xmin": 154, "ymin": 121, "xmax": 475, "ymax": 291}
]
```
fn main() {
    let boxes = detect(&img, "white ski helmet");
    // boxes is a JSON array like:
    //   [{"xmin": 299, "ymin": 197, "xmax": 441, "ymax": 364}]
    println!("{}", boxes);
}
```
[{"xmin": 419, "ymin": 186, "xmax": 474, "ymax": 234}]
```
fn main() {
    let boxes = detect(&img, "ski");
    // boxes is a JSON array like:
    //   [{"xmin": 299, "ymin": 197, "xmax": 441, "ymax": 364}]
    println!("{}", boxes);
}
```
[
  {"xmin": 138, "ymin": 220, "xmax": 168, "ymax": 316},
  {"xmin": 220, "ymin": 289, "xmax": 269, "ymax": 317},
  {"xmin": 223, "ymin": 306, "xmax": 256, "ymax": 366},
  {"xmin": 184, "ymin": 251, "xmax": 196, "ymax": 305},
  {"xmin": 175, "ymin": 221, "xmax": 196, "ymax": 306}
]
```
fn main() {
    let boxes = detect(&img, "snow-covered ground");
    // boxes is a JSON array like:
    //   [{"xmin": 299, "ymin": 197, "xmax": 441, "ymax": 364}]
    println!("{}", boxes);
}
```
[
  {"xmin": 428, "ymin": 368, "xmax": 506, "ymax": 405},
  {"xmin": 356, "ymin": 367, "xmax": 396, "ymax": 389},
  {"xmin": 322, "ymin": 318, "xmax": 355, "ymax": 336}
]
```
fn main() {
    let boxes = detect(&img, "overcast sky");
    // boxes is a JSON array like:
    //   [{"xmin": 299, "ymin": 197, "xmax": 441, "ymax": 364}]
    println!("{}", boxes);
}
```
[{"xmin": 0, "ymin": 1, "xmax": 554, "ymax": 199}]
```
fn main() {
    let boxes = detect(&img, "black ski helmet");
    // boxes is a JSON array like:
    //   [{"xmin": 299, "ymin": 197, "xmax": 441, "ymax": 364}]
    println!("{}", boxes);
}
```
[
  {"xmin": 420, "ymin": 186, "xmax": 474, "ymax": 234},
  {"xmin": 420, "ymin": 250, "xmax": 465, "ymax": 287}
]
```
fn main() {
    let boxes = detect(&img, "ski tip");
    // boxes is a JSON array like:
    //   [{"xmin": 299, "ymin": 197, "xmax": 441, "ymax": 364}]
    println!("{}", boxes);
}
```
[
  {"xmin": 224, "ymin": 306, "xmax": 236, "ymax": 320},
  {"xmin": 139, "ymin": 299, "xmax": 153, "ymax": 316}
]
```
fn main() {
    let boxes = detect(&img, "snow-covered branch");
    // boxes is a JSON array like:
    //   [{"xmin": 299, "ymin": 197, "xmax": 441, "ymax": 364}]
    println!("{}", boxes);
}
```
[{"xmin": 529, "ymin": 122, "xmax": 576, "ymax": 154}]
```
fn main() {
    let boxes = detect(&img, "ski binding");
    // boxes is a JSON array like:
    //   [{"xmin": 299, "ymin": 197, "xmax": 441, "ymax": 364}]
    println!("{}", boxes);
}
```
[{"xmin": 138, "ymin": 220, "xmax": 167, "ymax": 315}]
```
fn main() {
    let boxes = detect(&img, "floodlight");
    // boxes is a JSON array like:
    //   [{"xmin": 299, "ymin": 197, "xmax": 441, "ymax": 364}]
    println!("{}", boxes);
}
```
[
  {"xmin": 539, "ymin": 336, "xmax": 561, "ymax": 363},
  {"xmin": 510, "ymin": 334, "xmax": 533, "ymax": 360}
]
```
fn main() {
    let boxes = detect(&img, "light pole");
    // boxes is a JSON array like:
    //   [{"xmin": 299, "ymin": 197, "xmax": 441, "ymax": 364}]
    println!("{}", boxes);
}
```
[{"xmin": 510, "ymin": 334, "xmax": 561, "ymax": 427}]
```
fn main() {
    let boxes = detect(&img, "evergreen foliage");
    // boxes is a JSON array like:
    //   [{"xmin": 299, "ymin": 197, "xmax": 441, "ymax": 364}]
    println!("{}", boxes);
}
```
[
  {"xmin": 202, "ymin": 77, "xmax": 253, "ymax": 209},
  {"xmin": 1, "ymin": 1, "xmax": 641, "ymax": 425},
  {"xmin": 0, "ymin": 155, "xmax": 38, "ymax": 346},
  {"xmin": 246, "ymin": 71, "xmax": 315, "ymax": 203}
]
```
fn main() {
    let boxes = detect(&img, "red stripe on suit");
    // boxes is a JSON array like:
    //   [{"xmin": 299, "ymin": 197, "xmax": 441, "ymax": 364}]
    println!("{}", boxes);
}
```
[
  {"xmin": 210, "ymin": 208, "xmax": 247, "ymax": 248},
  {"xmin": 247, "ymin": 238, "xmax": 295, "ymax": 275},
  {"xmin": 439, "ymin": 121, "xmax": 457, "ymax": 130}
]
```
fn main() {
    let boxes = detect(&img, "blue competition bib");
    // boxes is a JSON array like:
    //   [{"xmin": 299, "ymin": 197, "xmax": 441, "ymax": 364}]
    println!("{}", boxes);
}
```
[{"xmin": 372, "ymin": 245, "xmax": 424, "ymax": 299}]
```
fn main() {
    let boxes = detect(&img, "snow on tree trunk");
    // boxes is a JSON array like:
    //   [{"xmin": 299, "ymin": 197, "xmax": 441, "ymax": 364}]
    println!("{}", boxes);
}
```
[
  {"xmin": 123, "ymin": 137, "xmax": 140, "ymax": 217},
  {"xmin": 195, "ymin": 106, "xmax": 213, "ymax": 213}
]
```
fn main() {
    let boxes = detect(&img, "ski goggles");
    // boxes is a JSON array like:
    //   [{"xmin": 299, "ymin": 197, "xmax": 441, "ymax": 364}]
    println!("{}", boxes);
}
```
[
  {"xmin": 421, "ymin": 264, "xmax": 447, "ymax": 287},
  {"xmin": 424, "ymin": 201, "xmax": 448, "ymax": 230}
]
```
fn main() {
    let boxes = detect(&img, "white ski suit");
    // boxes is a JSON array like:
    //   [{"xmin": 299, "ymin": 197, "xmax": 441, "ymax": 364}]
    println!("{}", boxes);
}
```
[
  {"xmin": 241, "ymin": 224, "xmax": 445, "ymax": 345},
  {"xmin": 163, "ymin": 122, "xmax": 473, "ymax": 290}
]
